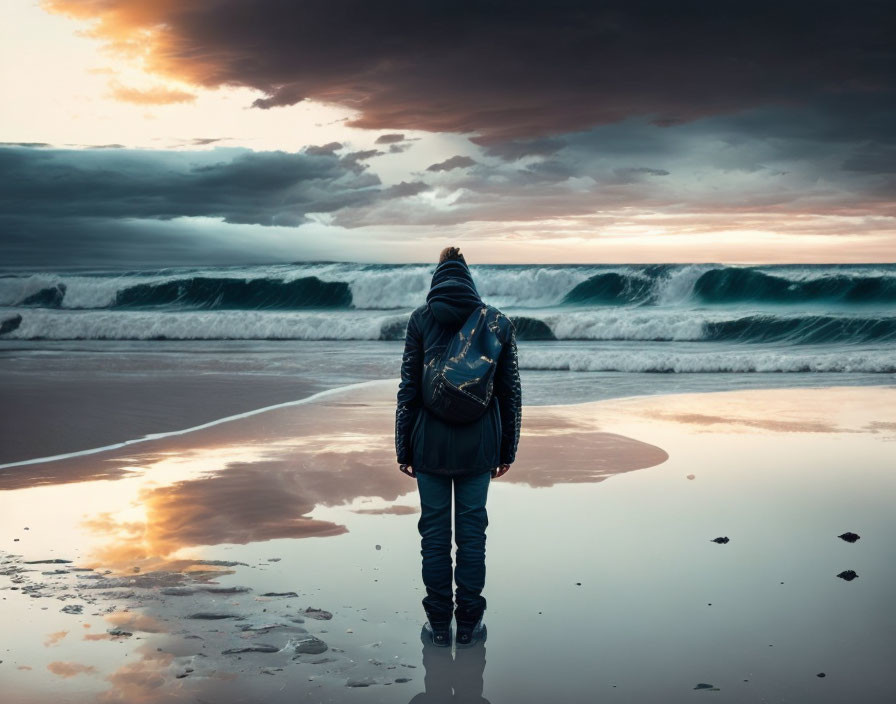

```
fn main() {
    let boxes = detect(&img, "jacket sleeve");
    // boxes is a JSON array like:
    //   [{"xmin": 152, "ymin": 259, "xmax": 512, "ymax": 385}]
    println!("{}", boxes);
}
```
[
  {"xmin": 494, "ymin": 323, "xmax": 522, "ymax": 465},
  {"xmin": 395, "ymin": 309, "xmax": 424, "ymax": 465}
]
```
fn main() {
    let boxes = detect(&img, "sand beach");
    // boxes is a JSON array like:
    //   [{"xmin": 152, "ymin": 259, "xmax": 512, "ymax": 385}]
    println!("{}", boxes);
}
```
[{"xmin": 2, "ymin": 381, "xmax": 894, "ymax": 703}]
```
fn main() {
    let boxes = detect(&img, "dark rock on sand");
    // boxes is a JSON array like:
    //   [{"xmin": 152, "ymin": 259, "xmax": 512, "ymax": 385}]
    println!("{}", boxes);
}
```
[
  {"xmin": 817, "ymin": 672, "xmax": 826, "ymax": 677},
  {"xmin": 23, "ymin": 559, "xmax": 72, "ymax": 564},
  {"xmin": 838, "ymin": 532, "xmax": 860, "ymax": 543},
  {"xmin": 195, "ymin": 560, "xmax": 249, "ymax": 567},
  {"xmin": 107, "ymin": 628, "xmax": 133, "ymax": 637},
  {"xmin": 188, "ymin": 612, "xmax": 242, "ymax": 619},
  {"xmin": 293, "ymin": 636, "xmax": 329, "ymax": 655},
  {"xmin": 60, "ymin": 604, "xmax": 83, "ymax": 614},
  {"xmin": 694, "ymin": 682, "xmax": 720, "ymax": 691},
  {"xmin": 261, "ymin": 592, "xmax": 298, "ymax": 598},
  {"xmin": 304, "ymin": 607, "xmax": 333, "ymax": 620},
  {"xmin": 223, "ymin": 644, "xmax": 280, "ymax": 654},
  {"xmin": 203, "ymin": 585, "xmax": 251, "ymax": 594},
  {"xmin": 711, "ymin": 537, "xmax": 730, "ymax": 544},
  {"xmin": 836, "ymin": 570, "xmax": 858, "ymax": 581},
  {"xmin": 346, "ymin": 677, "xmax": 377, "ymax": 688}
]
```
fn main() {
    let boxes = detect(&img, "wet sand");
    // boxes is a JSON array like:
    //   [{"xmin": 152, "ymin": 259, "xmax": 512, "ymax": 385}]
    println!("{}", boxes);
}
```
[{"xmin": 1, "ymin": 382, "xmax": 894, "ymax": 703}]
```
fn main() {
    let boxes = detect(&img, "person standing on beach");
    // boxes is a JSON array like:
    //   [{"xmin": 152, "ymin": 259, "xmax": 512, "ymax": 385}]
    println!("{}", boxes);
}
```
[{"xmin": 395, "ymin": 246, "xmax": 522, "ymax": 648}]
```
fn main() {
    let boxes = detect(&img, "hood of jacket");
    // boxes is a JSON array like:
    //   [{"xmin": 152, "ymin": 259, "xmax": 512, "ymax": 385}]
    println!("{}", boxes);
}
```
[{"xmin": 425, "ymin": 259, "xmax": 483, "ymax": 327}]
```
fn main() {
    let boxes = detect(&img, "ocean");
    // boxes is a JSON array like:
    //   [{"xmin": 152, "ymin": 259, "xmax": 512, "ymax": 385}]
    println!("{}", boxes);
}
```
[
  {"xmin": 1, "ymin": 262, "xmax": 894, "ymax": 409},
  {"xmin": 2, "ymin": 264, "xmax": 895, "ymax": 697}
]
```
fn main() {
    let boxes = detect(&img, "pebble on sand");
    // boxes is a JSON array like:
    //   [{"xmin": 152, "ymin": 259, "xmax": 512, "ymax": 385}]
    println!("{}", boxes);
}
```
[
  {"xmin": 711, "ymin": 537, "xmax": 730, "ymax": 544},
  {"xmin": 203, "ymin": 585, "xmax": 251, "ymax": 594},
  {"xmin": 817, "ymin": 672, "xmax": 826, "ymax": 678},
  {"xmin": 293, "ymin": 636, "xmax": 329, "ymax": 655},
  {"xmin": 187, "ymin": 612, "xmax": 242, "ymax": 619},
  {"xmin": 694, "ymin": 683, "xmax": 720, "ymax": 691},
  {"xmin": 304, "ymin": 607, "xmax": 333, "ymax": 620},
  {"xmin": 223, "ymin": 644, "xmax": 280, "ymax": 654},
  {"xmin": 836, "ymin": 570, "xmax": 858, "ymax": 581},
  {"xmin": 346, "ymin": 677, "xmax": 376, "ymax": 687},
  {"xmin": 838, "ymin": 532, "xmax": 860, "ymax": 543}
]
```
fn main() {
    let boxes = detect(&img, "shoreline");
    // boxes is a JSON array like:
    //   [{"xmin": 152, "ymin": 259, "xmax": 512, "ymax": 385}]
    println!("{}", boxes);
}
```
[
  {"xmin": 3, "ymin": 359, "xmax": 893, "ymax": 467},
  {"xmin": 6, "ymin": 376, "xmax": 892, "ymax": 472},
  {"xmin": 0, "ymin": 380, "xmax": 392, "ymax": 470}
]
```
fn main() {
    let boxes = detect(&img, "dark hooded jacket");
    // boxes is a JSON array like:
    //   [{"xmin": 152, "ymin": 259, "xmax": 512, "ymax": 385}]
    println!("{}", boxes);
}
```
[{"xmin": 395, "ymin": 259, "xmax": 522, "ymax": 476}]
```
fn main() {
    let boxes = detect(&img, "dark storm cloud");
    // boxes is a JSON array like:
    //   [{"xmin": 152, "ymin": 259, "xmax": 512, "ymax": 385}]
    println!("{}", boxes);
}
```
[
  {"xmin": 329, "ymin": 96, "xmax": 896, "ymax": 228},
  {"xmin": 382, "ymin": 181, "xmax": 431, "ymax": 198},
  {"xmin": 45, "ymin": 0, "xmax": 896, "ymax": 142},
  {"xmin": 0, "ymin": 144, "xmax": 428, "ymax": 266},
  {"xmin": 841, "ymin": 147, "xmax": 896, "ymax": 174},
  {"xmin": 482, "ymin": 138, "xmax": 567, "ymax": 162},
  {"xmin": 374, "ymin": 134, "xmax": 406, "ymax": 145},
  {"xmin": 342, "ymin": 149, "xmax": 384, "ymax": 162},
  {"xmin": 304, "ymin": 141, "xmax": 343, "ymax": 156},
  {"xmin": 426, "ymin": 155, "xmax": 476, "ymax": 172},
  {"xmin": 613, "ymin": 166, "xmax": 670, "ymax": 182}
]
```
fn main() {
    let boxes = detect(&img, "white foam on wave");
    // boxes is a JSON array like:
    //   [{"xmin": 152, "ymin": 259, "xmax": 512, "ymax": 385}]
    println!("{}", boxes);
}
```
[
  {"xmin": 650, "ymin": 264, "xmax": 715, "ymax": 306},
  {"xmin": 532, "ymin": 308, "xmax": 717, "ymax": 340},
  {"xmin": 325, "ymin": 264, "xmax": 601, "ymax": 308},
  {"xmin": 2, "ymin": 308, "xmax": 410, "ymax": 340},
  {"xmin": 519, "ymin": 347, "xmax": 896, "ymax": 373}
]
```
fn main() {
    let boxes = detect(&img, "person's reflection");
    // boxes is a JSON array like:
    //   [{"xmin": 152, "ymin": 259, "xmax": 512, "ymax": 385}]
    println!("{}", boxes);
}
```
[{"xmin": 408, "ymin": 626, "xmax": 490, "ymax": 703}]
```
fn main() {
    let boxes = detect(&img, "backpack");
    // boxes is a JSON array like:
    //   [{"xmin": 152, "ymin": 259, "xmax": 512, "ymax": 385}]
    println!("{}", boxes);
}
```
[{"xmin": 422, "ymin": 304, "xmax": 505, "ymax": 424}]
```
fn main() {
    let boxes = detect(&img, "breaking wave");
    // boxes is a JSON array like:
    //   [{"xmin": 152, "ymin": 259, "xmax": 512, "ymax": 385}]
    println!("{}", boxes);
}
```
[
  {"xmin": 2, "ymin": 308, "xmax": 894, "ymax": 345},
  {"xmin": 2, "ymin": 262, "xmax": 895, "ymax": 310}
]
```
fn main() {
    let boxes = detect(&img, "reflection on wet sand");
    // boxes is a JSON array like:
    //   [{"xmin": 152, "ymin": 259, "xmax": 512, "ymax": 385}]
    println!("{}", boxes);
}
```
[
  {"xmin": 4, "ymin": 383, "xmax": 893, "ymax": 703},
  {"xmin": 1, "ymin": 380, "xmax": 670, "ymax": 703},
  {"xmin": 0, "ymin": 381, "xmax": 670, "ymax": 575},
  {"xmin": 409, "ymin": 631, "xmax": 489, "ymax": 704}
]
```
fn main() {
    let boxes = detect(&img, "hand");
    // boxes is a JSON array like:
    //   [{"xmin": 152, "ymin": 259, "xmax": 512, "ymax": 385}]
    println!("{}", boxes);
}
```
[
  {"xmin": 493, "ymin": 463, "xmax": 511, "ymax": 479},
  {"xmin": 399, "ymin": 463, "xmax": 416, "ymax": 478}
]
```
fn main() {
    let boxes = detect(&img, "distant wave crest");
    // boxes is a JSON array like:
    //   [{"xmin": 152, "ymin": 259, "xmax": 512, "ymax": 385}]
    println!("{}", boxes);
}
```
[{"xmin": 3, "ymin": 263, "xmax": 895, "ymax": 310}]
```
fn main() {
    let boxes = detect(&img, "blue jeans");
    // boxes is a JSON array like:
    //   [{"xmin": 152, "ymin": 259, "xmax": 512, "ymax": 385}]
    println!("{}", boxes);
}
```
[{"xmin": 416, "ymin": 469, "xmax": 492, "ymax": 622}]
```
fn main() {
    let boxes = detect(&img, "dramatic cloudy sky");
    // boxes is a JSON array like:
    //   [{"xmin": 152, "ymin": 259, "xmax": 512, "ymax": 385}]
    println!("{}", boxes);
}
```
[{"xmin": 1, "ymin": 0, "xmax": 894, "ymax": 267}]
